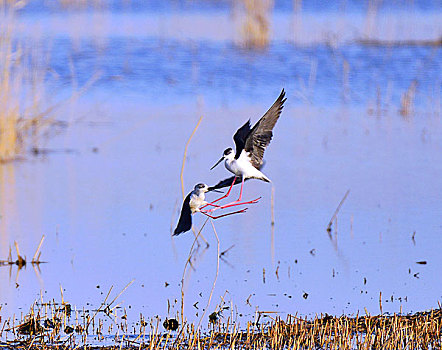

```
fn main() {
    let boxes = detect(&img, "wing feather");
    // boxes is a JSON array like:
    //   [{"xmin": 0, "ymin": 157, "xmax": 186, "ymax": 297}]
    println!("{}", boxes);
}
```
[
  {"xmin": 244, "ymin": 89, "xmax": 286, "ymax": 168},
  {"xmin": 173, "ymin": 193, "xmax": 192, "ymax": 235},
  {"xmin": 208, "ymin": 176, "xmax": 251, "ymax": 191},
  {"xmin": 233, "ymin": 120, "xmax": 251, "ymax": 159}
]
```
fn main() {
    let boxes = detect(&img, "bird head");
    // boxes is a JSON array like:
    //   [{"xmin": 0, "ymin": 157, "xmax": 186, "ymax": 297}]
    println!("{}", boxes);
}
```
[
  {"xmin": 210, "ymin": 148, "xmax": 234, "ymax": 170},
  {"xmin": 194, "ymin": 183, "xmax": 209, "ymax": 193}
]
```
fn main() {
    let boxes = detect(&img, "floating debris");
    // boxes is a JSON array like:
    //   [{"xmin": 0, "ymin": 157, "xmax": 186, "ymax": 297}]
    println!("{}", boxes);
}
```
[
  {"xmin": 18, "ymin": 318, "xmax": 43, "ymax": 335},
  {"xmin": 163, "ymin": 318, "xmax": 179, "ymax": 331},
  {"xmin": 43, "ymin": 319, "xmax": 55, "ymax": 329},
  {"xmin": 208, "ymin": 312, "xmax": 219, "ymax": 324}
]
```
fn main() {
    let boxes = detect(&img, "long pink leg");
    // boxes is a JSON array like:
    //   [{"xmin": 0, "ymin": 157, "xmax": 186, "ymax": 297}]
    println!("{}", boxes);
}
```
[
  {"xmin": 204, "ymin": 177, "xmax": 261, "ymax": 213},
  {"xmin": 208, "ymin": 196, "xmax": 261, "ymax": 210},
  {"xmin": 238, "ymin": 177, "xmax": 244, "ymax": 201},
  {"xmin": 202, "ymin": 202, "xmax": 223, "ymax": 208},
  {"xmin": 200, "ymin": 177, "xmax": 237, "ymax": 210},
  {"xmin": 199, "ymin": 207, "xmax": 247, "ymax": 219}
]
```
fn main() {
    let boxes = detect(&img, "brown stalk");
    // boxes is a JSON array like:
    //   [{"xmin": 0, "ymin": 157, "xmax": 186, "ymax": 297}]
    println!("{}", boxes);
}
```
[
  {"xmin": 31, "ymin": 235, "xmax": 45, "ymax": 263},
  {"xmin": 327, "ymin": 189, "xmax": 350, "ymax": 233}
]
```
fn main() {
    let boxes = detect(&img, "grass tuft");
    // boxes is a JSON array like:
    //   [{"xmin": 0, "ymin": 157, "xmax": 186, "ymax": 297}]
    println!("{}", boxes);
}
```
[{"xmin": 239, "ymin": 0, "xmax": 272, "ymax": 49}]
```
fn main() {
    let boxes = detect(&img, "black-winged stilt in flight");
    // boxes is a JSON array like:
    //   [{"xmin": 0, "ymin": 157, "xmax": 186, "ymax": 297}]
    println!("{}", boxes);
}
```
[{"xmin": 210, "ymin": 89, "xmax": 286, "ymax": 202}]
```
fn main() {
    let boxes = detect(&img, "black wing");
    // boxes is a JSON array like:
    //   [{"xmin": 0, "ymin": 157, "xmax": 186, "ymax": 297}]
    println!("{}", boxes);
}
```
[
  {"xmin": 244, "ymin": 89, "xmax": 286, "ymax": 169},
  {"xmin": 173, "ymin": 193, "xmax": 192, "ymax": 236},
  {"xmin": 208, "ymin": 175, "xmax": 251, "ymax": 191},
  {"xmin": 233, "ymin": 120, "xmax": 251, "ymax": 159}
]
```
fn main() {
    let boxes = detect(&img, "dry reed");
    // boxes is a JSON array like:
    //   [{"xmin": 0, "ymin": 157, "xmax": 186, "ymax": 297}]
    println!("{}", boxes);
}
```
[
  {"xmin": 178, "ymin": 115, "xmax": 209, "ymax": 247},
  {"xmin": 0, "ymin": 2, "xmax": 52, "ymax": 162},
  {"xmin": 400, "ymin": 80, "xmax": 417, "ymax": 118},
  {"xmin": 2, "ymin": 302, "xmax": 442, "ymax": 349},
  {"xmin": 238, "ymin": 0, "xmax": 272, "ymax": 49},
  {"xmin": 0, "ymin": 1, "xmax": 97, "ymax": 162},
  {"xmin": 327, "ymin": 189, "xmax": 350, "ymax": 234}
]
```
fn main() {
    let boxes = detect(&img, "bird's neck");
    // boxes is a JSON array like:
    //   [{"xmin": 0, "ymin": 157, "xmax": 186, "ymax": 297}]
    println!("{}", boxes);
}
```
[
  {"xmin": 225, "ymin": 157, "xmax": 235, "ymax": 166},
  {"xmin": 194, "ymin": 190, "xmax": 205, "ymax": 198}
]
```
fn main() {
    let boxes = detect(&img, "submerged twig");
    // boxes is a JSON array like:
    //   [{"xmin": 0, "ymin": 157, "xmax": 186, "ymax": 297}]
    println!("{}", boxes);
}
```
[
  {"xmin": 220, "ymin": 245, "xmax": 234, "ymax": 257},
  {"xmin": 327, "ymin": 189, "xmax": 350, "ymax": 234},
  {"xmin": 14, "ymin": 241, "xmax": 25, "ymax": 268}
]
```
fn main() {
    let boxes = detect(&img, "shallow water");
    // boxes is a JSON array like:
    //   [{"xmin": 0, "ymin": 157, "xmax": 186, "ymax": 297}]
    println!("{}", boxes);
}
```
[{"xmin": 0, "ymin": 0, "xmax": 441, "ymax": 333}]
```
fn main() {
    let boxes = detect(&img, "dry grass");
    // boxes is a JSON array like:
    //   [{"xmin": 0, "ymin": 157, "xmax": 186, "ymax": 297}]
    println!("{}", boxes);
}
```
[
  {"xmin": 1, "ymin": 238, "xmax": 441, "ymax": 348},
  {"xmin": 0, "ymin": 1, "xmax": 53, "ymax": 162},
  {"xmin": 0, "ymin": 1, "xmax": 98, "ymax": 162},
  {"xmin": 400, "ymin": 80, "xmax": 418, "ymax": 118},
  {"xmin": 1, "ymin": 300, "xmax": 442, "ymax": 349},
  {"xmin": 56, "ymin": 0, "xmax": 106, "ymax": 10},
  {"xmin": 238, "ymin": 0, "xmax": 272, "ymax": 49}
]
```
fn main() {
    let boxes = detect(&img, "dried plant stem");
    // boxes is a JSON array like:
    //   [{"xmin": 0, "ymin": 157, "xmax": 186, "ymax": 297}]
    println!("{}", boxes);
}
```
[
  {"xmin": 5, "ymin": 297, "xmax": 442, "ymax": 349},
  {"xmin": 0, "ymin": 8, "xmax": 100, "ymax": 162},
  {"xmin": 270, "ymin": 185, "xmax": 275, "ymax": 265},
  {"xmin": 14, "ymin": 241, "xmax": 25, "ymax": 266},
  {"xmin": 180, "ymin": 115, "xmax": 203, "ymax": 199},
  {"xmin": 379, "ymin": 291, "xmax": 383, "ymax": 314},
  {"xmin": 327, "ymin": 189, "xmax": 350, "ymax": 233},
  {"xmin": 31, "ymin": 235, "xmax": 45, "ymax": 263},
  {"xmin": 179, "ymin": 115, "xmax": 209, "ymax": 246},
  {"xmin": 194, "ymin": 220, "xmax": 220, "ymax": 334},
  {"xmin": 107, "ymin": 279, "xmax": 134, "ymax": 308},
  {"xmin": 180, "ymin": 218, "xmax": 209, "ymax": 324},
  {"xmin": 86, "ymin": 280, "xmax": 133, "ymax": 332},
  {"xmin": 240, "ymin": 0, "xmax": 272, "ymax": 49}
]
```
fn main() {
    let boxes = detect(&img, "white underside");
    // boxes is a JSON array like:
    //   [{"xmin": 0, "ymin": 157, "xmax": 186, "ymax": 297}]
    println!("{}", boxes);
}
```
[
  {"xmin": 189, "ymin": 191, "xmax": 206, "ymax": 213},
  {"xmin": 225, "ymin": 150, "xmax": 270, "ymax": 181}
]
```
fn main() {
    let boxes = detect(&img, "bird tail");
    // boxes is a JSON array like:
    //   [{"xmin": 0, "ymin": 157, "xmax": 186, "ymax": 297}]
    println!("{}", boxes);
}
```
[{"xmin": 259, "ymin": 174, "xmax": 271, "ymax": 183}]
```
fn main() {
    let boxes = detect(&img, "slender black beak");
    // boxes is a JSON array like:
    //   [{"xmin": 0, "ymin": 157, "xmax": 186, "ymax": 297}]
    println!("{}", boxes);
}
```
[
  {"xmin": 210, "ymin": 157, "xmax": 224, "ymax": 170},
  {"xmin": 211, "ymin": 189, "xmax": 223, "ymax": 193}
]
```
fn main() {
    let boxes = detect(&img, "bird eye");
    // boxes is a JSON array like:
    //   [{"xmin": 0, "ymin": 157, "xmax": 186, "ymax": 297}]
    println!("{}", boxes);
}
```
[{"xmin": 223, "ymin": 148, "xmax": 232, "ymax": 155}]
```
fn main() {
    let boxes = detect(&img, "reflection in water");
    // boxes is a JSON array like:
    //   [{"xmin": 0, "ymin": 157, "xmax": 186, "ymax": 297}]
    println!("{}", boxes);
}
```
[
  {"xmin": 0, "ymin": 164, "xmax": 16, "ymax": 258},
  {"xmin": 0, "ymin": 163, "xmax": 47, "ymax": 297}
]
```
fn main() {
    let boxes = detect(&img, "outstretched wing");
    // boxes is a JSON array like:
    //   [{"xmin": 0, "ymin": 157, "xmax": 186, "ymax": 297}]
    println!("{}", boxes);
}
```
[
  {"xmin": 208, "ymin": 176, "xmax": 251, "ymax": 191},
  {"xmin": 173, "ymin": 193, "xmax": 192, "ymax": 235},
  {"xmin": 233, "ymin": 120, "xmax": 251, "ymax": 159},
  {"xmin": 244, "ymin": 89, "xmax": 286, "ymax": 169}
]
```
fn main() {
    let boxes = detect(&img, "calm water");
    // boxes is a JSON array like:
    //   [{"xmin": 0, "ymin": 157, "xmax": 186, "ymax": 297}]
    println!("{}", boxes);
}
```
[{"xmin": 0, "ymin": 0, "xmax": 441, "ymax": 333}]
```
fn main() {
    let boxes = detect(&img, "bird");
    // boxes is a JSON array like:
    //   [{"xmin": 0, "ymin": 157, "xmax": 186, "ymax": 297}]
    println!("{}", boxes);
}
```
[
  {"xmin": 210, "ymin": 89, "xmax": 286, "ymax": 201},
  {"xmin": 173, "ymin": 183, "xmax": 248, "ymax": 236}
]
